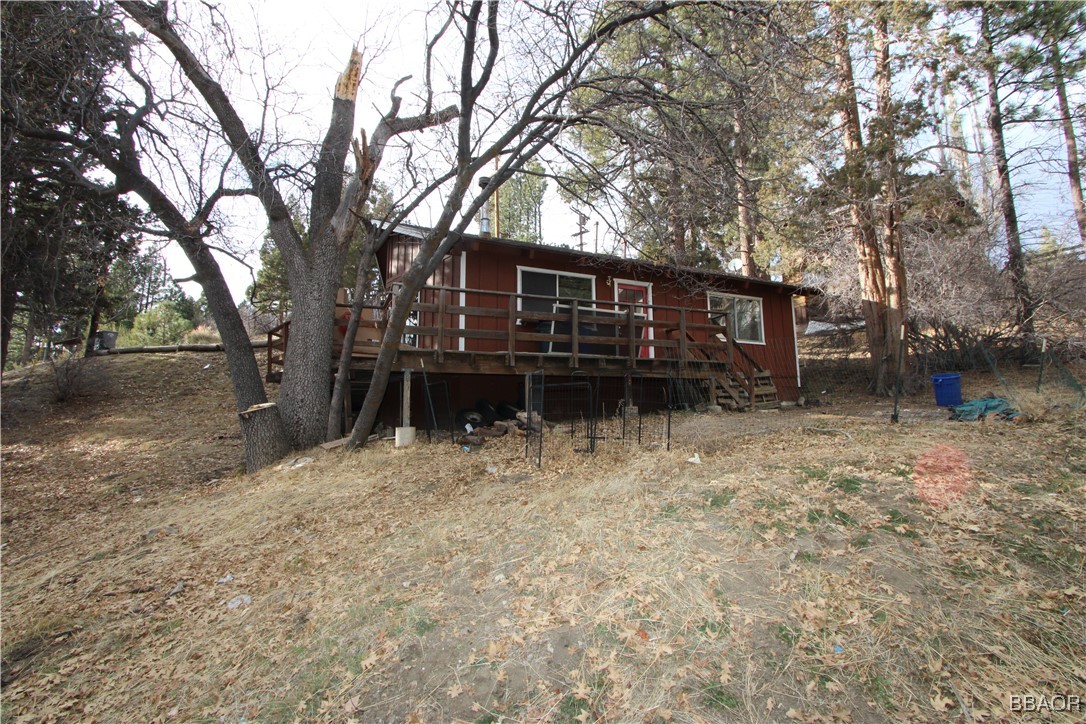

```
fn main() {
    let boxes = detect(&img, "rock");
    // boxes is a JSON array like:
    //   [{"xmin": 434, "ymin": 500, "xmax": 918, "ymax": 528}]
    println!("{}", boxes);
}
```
[
  {"xmin": 516, "ymin": 411, "xmax": 555, "ymax": 431},
  {"xmin": 277, "ymin": 456, "xmax": 314, "ymax": 471},
  {"xmin": 215, "ymin": 574, "xmax": 234, "ymax": 584},
  {"xmin": 706, "ymin": 405, "xmax": 723, "ymax": 413},
  {"xmin": 167, "ymin": 581, "xmax": 185, "ymax": 597},
  {"xmin": 227, "ymin": 594, "xmax": 252, "ymax": 609},
  {"xmin": 687, "ymin": 453, "xmax": 702, "ymax": 465},
  {"xmin": 486, "ymin": 465, "xmax": 498, "ymax": 474}
]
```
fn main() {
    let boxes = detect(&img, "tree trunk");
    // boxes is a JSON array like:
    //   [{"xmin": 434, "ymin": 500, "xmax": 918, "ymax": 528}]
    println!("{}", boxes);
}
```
[
  {"xmin": 238, "ymin": 403, "xmax": 293, "ymax": 473},
  {"xmin": 945, "ymin": 92, "xmax": 974, "ymax": 205},
  {"xmin": 666, "ymin": 162, "xmax": 686, "ymax": 259},
  {"xmin": 1, "ymin": 282, "xmax": 16, "ymax": 370},
  {"xmin": 832, "ymin": 3, "xmax": 891, "ymax": 394},
  {"xmin": 981, "ymin": 5, "xmax": 1036, "ymax": 339},
  {"xmin": 327, "ymin": 229, "xmax": 382, "ymax": 440},
  {"xmin": 873, "ymin": 14, "xmax": 908, "ymax": 382},
  {"xmin": 83, "ymin": 282, "xmax": 105, "ymax": 358},
  {"xmin": 277, "ymin": 269, "xmax": 340, "ymax": 448},
  {"xmin": 734, "ymin": 108, "xmax": 763, "ymax": 279},
  {"xmin": 1051, "ymin": 43, "xmax": 1086, "ymax": 246},
  {"xmin": 18, "ymin": 307, "xmax": 37, "ymax": 366}
]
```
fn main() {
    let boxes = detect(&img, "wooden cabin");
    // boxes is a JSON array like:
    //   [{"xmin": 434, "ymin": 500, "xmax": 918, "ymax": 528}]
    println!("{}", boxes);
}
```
[{"xmin": 268, "ymin": 224, "xmax": 806, "ymax": 431}]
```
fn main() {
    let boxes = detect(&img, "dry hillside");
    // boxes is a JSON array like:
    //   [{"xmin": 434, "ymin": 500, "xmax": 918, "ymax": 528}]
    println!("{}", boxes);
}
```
[{"xmin": 2, "ymin": 353, "xmax": 1084, "ymax": 722}]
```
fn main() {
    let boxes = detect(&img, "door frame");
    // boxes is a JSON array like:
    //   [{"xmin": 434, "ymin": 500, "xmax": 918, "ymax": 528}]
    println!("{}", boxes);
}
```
[{"xmin": 613, "ymin": 279, "xmax": 654, "ymax": 358}]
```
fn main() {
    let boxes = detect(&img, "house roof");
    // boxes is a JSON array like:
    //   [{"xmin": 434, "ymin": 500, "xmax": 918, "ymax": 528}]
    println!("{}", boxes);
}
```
[{"xmin": 383, "ymin": 221, "xmax": 807, "ymax": 295}]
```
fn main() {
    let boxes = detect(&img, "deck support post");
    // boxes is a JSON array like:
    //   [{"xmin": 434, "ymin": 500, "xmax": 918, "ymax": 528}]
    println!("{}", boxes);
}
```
[
  {"xmin": 626, "ymin": 305, "xmax": 636, "ymax": 367},
  {"xmin": 401, "ymin": 369, "xmax": 412, "ymax": 427},
  {"xmin": 507, "ymin": 295, "xmax": 517, "ymax": 367},
  {"xmin": 343, "ymin": 369, "xmax": 353, "ymax": 434}
]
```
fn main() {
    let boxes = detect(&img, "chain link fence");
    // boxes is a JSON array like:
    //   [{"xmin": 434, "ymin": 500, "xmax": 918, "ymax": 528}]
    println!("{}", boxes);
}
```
[{"xmin": 798, "ymin": 327, "xmax": 1086, "ymax": 414}]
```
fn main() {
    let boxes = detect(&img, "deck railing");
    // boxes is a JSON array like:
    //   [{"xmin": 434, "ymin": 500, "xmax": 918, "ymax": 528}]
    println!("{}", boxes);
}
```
[{"xmin": 267, "ymin": 284, "xmax": 767, "ymax": 384}]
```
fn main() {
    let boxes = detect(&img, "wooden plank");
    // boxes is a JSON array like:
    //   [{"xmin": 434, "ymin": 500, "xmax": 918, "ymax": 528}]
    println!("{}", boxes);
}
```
[
  {"xmin": 570, "ymin": 300, "xmax": 579, "ymax": 369},
  {"xmin": 626, "ymin": 305, "xmax": 636, "ymax": 367},
  {"xmin": 678, "ymin": 311, "xmax": 688, "ymax": 368}
]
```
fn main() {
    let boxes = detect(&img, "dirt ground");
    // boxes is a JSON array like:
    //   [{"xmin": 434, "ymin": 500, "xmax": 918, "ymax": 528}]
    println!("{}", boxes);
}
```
[{"xmin": 2, "ymin": 353, "xmax": 1084, "ymax": 722}]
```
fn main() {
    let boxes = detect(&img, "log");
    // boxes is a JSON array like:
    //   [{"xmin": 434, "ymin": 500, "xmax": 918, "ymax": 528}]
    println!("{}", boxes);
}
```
[
  {"xmin": 237, "ymin": 403, "xmax": 292, "ymax": 473},
  {"xmin": 93, "ymin": 340, "xmax": 269, "ymax": 356}
]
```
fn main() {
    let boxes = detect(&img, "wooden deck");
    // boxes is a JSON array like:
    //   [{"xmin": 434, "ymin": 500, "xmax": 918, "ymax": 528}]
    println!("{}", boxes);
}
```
[{"xmin": 267, "ymin": 285, "xmax": 779, "ymax": 410}]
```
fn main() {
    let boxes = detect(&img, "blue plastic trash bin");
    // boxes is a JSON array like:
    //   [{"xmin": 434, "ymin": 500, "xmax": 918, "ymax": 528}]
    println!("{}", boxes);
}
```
[{"xmin": 931, "ymin": 373, "xmax": 962, "ymax": 407}]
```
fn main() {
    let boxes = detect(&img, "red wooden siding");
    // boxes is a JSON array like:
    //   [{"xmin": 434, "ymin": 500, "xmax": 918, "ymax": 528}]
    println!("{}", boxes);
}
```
[{"xmin": 379, "ymin": 234, "xmax": 801, "ymax": 400}]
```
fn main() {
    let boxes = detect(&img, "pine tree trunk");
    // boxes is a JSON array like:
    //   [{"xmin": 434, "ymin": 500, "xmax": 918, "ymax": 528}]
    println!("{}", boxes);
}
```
[
  {"xmin": 982, "ymin": 6, "xmax": 1036, "ymax": 339},
  {"xmin": 874, "ymin": 15, "xmax": 908, "ymax": 382},
  {"xmin": 19, "ymin": 308, "xmax": 37, "ymax": 366},
  {"xmin": 945, "ymin": 93, "xmax": 974, "ymax": 205},
  {"xmin": 832, "ymin": 4, "xmax": 891, "ymax": 394},
  {"xmin": 1051, "ymin": 43, "xmax": 1086, "ymax": 246},
  {"xmin": 734, "ymin": 108, "xmax": 763, "ymax": 279},
  {"xmin": 667, "ymin": 163, "xmax": 685, "ymax": 259},
  {"xmin": 1, "ymin": 282, "xmax": 16, "ymax": 370},
  {"xmin": 83, "ymin": 282, "xmax": 105, "ymax": 358}
]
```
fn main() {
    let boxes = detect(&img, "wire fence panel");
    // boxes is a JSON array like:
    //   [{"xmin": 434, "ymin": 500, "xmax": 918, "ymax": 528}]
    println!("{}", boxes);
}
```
[
  {"xmin": 521, "ymin": 371, "xmax": 672, "ymax": 465},
  {"xmin": 524, "ymin": 370, "xmax": 545, "ymax": 467}
]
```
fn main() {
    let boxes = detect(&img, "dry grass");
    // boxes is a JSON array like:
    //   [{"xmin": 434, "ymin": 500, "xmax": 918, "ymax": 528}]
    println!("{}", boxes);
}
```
[{"xmin": 2, "ymin": 353, "xmax": 1085, "ymax": 722}]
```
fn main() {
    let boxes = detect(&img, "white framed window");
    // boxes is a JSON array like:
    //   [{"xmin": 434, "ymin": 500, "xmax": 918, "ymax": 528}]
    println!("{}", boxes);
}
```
[
  {"xmin": 517, "ymin": 266, "xmax": 595, "ymax": 313},
  {"xmin": 708, "ymin": 291, "xmax": 765, "ymax": 344}
]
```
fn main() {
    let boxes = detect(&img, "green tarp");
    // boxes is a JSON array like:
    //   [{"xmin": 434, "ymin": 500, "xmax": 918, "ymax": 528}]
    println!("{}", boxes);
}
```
[{"xmin": 949, "ymin": 397, "xmax": 1019, "ymax": 422}]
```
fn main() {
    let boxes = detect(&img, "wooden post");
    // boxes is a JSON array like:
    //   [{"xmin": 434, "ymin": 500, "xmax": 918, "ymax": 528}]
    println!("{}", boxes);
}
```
[
  {"xmin": 725, "ymin": 312, "xmax": 735, "ymax": 368},
  {"xmin": 401, "ymin": 369, "xmax": 412, "ymax": 427},
  {"xmin": 237, "ymin": 403, "xmax": 292, "ymax": 473},
  {"xmin": 570, "ymin": 300, "xmax": 579, "ymax": 369},
  {"xmin": 508, "ymin": 294, "xmax": 517, "ymax": 367},
  {"xmin": 436, "ymin": 290, "xmax": 446, "ymax": 363},
  {"xmin": 342, "ymin": 369, "xmax": 353, "ymax": 435},
  {"xmin": 626, "ymin": 304, "xmax": 636, "ymax": 367},
  {"xmin": 678, "ymin": 310, "xmax": 688, "ymax": 369}
]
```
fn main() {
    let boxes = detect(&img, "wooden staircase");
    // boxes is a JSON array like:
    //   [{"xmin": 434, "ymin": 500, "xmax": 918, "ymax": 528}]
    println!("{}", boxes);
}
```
[
  {"xmin": 708, "ymin": 367, "xmax": 779, "ymax": 411},
  {"xmin": 664, "ymin": 327, "xmax": 779, "ymax": 411}
]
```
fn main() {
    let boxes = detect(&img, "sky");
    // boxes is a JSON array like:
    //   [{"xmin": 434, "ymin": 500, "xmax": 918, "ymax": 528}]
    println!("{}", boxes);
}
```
[
  {"xmin": 151, "ymin": 1, "xmax": 1083, "ymax": 303},
  {"xmin": 157, "ymin": 0, "xmax": 588, "ymax": 303}
]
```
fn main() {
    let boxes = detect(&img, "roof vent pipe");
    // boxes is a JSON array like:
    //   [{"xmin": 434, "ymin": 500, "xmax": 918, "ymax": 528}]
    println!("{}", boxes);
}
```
[{"xmin": 478, "ymin": 176, "xmax": 492, "ymax": 238}]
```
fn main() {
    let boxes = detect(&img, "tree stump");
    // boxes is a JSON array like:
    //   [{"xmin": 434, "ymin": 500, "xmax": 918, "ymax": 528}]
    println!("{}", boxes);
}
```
[{"xmin": 238, "ymin": 403, "xmax": 292, "ymax": 473}]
